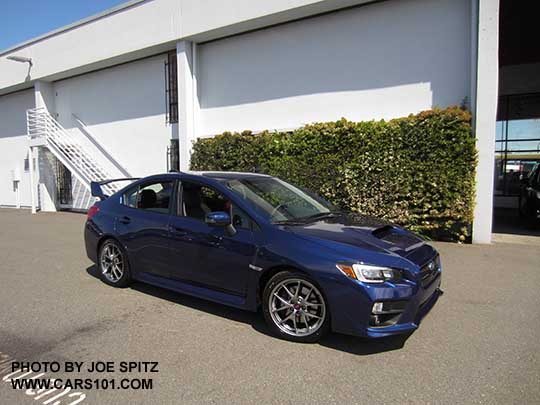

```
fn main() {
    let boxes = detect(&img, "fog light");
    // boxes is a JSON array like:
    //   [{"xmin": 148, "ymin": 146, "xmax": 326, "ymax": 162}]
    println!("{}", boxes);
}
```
[
  {"xmin": 369, "ymin": 301, "xmax": 408, "ymax": 327},
  {"xmin": 372, "ymin": 302, "xmax": 384, "ymax": 314},
  {"xmin": 372, "ymin": 301, "xmax": 407, "ymax": 315}
]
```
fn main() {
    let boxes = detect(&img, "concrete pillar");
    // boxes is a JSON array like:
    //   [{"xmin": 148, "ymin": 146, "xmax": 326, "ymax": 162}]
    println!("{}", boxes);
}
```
[
  {"xmin": 472, "ymin": 0, "xmax": 500, "ymax": 243},
  {"xmin": 176, "ymin": 40, "xmax": 199, "ymax": 171},
  {"xmin": 34, "ymin": 81, "xmax": 56, "ymax": 112},
  {"xmin": 33, "ymin": 80, "xmax": 57, "ymax": 212},
  {"xmin": 28, "ymin": 147, "xmax": 37, "ymax": 214}
]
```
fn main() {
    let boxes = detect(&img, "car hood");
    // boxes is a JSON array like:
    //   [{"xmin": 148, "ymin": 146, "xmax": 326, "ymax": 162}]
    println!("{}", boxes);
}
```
[{"xmin": 284, "ymin": 213, "xmax": 434, "ymax": 266}]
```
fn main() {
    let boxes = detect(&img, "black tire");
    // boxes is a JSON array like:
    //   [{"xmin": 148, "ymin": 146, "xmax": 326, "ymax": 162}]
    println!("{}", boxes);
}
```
[
  {"xmin": 262, "ymin": 271, "xmax": 330, "ymax": 343},
  {"xmin": 98, "ymin": 239, "xmax": 131, "ymax": 288}
]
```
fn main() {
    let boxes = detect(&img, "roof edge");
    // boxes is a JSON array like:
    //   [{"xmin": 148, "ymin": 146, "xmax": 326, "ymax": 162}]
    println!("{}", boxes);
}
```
[{"xmin": 0, "ymin": 0, "xmax": 147, "ymax": 57}]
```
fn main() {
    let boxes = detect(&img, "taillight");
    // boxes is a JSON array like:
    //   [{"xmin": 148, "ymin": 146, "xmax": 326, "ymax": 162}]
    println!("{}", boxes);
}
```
[{"xmin": 87, "ymin": 205, "xmax": 99, "ymax": 220}]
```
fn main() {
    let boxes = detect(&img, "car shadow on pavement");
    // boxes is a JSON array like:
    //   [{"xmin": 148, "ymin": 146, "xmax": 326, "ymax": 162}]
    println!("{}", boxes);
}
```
[
  {"xmin": 86, "ymin": 265, "xmax": 417, "ymax": 355},
  {"xmin": 319, "ymin": 332, "xmax": 412, "ymax": 355}
]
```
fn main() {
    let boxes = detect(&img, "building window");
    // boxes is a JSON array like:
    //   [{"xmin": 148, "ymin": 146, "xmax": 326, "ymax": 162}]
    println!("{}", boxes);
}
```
[
  {"xmin": 495, "ymin": 93, "xmax": 540, "ymax": 196},
  {"xmin": 165, "ymin": 51, "xmax": 178, "ymax": 124},
  {"xmin": 23, "ymin": 156, "xmax": 36, "ymax": 173}
]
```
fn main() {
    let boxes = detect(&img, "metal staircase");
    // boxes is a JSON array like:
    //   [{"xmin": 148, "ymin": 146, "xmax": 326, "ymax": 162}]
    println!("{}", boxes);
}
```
[{"xmin": 26, "ymin": 107, "xmax": 121, "ymax": 197}]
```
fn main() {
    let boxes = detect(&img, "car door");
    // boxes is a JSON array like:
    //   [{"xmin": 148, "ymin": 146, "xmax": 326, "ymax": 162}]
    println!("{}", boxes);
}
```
[
  {"xmin": 115, "ymin": 179, "xmax": 175, "ymax": 278},
  {"xmin": 168, "ymin": 179, "xmax": 257, "ymax": 296}
]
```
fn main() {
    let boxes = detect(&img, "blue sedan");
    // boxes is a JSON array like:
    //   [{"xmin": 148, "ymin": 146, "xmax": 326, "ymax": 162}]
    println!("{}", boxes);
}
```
[{"xmin": 84, "ymin": 171, "xmax": 442, "ymax": 343}]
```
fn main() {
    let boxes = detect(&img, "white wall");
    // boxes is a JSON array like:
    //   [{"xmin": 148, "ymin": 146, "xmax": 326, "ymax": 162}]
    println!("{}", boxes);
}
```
[
  {"xmin": 179, "ymin": 0, "xmax": 372, "ymax": 41},
  {"xmin": 0, "ymin": 89, "xmax": 35, "ymax": 207},
  {"xmin": 53, "ymin": 54, "xmax": 173, "ymax": 180},
  {"xmin": 0, "ymin": 0, "xmax": 180, "ymax": 94},
  {"xmin": 0, "ymin": 0, "xmax": 373, "ymax": 95},
  {"xmin": 198, "ymin": 0, "xmax": 471, "ymax": 136}
]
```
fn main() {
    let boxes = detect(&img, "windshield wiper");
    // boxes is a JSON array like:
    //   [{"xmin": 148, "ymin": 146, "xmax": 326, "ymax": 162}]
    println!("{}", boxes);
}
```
[
  {"xmin": 273, "ymin": 212, "xmax": 343, "ymax": 226},
  {"xmin": 298, "ymin": 212, "xmax": 341, "ymax": 222},
  {"xmin": 273, "ymin": 219, "xmax": 307, "ymax": 226}
]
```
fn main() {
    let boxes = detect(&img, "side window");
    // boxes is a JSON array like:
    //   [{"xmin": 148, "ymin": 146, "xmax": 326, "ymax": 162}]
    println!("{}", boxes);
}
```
[
  {"xmin": 123, "ymin": 181, "xmax": 173, "ymax": 214},
  {"xmin": 182, "ymin": 181, "xmax": 253, "ymax": 229},
  {"xmin": 231, "ymin": 204, "xmax": 251, "ymax": 230},
  {"xmin": 123, "ymin": 186, "xmax": 138, "ymax": 208},
  {"xmin": 138, "ymin": 182, "xmax": 173, "ymax": 213}
]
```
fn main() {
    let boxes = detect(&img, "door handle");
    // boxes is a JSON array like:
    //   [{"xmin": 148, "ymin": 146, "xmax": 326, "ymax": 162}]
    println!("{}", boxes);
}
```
[
  {"xmin": 119, "ymin": 216, "xmax": 131, "ymax": 224},
  {"xmin": 170, "ymin": 226, "xmax": 187, "ymax": 236}
]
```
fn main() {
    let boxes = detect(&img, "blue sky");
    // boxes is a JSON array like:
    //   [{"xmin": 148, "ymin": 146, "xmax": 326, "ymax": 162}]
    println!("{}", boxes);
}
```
[{"xmin": 0, "ymin": 0, "xmax": 127, "ymax": 51}]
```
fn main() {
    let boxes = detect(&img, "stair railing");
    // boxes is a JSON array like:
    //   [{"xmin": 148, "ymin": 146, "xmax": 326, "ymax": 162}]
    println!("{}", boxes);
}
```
[{"xmin": 26, "ymin": 107, "xmax": 120, "ymax": 196}]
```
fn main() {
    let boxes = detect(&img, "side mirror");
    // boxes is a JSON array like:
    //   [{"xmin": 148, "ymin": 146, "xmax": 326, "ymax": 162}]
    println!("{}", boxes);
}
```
[{"xmin": 205, "ymin": 211, "xmax": 237, "ymax": 236}]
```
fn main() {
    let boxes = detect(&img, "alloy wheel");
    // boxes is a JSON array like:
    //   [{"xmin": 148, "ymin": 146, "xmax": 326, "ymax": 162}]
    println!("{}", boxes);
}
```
[
  {"xmin": 268, "ymin": 278, "xmax": 326, "ymax": 337},
  {"xmin": 100, "ymin": 243, "xmax": 124, "ymax": 283}
]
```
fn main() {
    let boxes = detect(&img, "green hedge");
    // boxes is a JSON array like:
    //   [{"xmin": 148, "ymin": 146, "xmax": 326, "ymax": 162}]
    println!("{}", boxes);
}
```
[{"xmin": 191, "ymin": 107, "xmax": 477, "ymax": 241}]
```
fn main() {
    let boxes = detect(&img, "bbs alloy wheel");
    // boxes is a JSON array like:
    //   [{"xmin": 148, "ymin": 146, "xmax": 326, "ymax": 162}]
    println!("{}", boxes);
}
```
[
  {"xmin": 99, "ymin": 240, "xmax": 130, "ymax": 287},
  {"xmin": 263, "ymin": 271, "xmax": 329, "ymax": 342}
]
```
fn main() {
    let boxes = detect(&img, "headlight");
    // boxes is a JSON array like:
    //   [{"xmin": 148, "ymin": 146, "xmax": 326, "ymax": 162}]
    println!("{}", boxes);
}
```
[{"xmin": 336, "ymin": 263, "xmax": 401, "ymax": 283}]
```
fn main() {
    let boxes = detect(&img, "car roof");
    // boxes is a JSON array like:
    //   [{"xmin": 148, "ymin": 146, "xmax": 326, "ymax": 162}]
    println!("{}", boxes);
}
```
[
  {"xmin": 132, "ymin": 171, "xmax": 273, "ymax": 184},
  {"xmin": 194, "ymin": 171, "xmax": 272, "ymax": 180}
]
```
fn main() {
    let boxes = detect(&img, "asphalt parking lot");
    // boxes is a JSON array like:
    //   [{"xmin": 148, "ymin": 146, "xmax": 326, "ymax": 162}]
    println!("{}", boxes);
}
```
[{"xmin": 0, "ymin": 208, "xmax": 539, "ymax": 404}]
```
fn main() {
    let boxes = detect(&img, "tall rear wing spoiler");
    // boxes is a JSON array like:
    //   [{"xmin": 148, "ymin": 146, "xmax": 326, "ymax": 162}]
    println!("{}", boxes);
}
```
[{"xmin": 90, "ymin": 178, "xmax": 140, "ymax": 201}]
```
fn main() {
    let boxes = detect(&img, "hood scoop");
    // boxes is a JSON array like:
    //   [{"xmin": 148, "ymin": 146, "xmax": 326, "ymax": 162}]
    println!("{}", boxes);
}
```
[{"xmin": 371, "ymin": 225, "xmax": 424, "ymax": 252}]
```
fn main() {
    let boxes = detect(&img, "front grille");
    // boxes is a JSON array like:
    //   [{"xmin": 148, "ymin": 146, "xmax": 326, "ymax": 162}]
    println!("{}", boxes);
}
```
[{"xmin": 420, "ymin": 255, "xmax": 441, "ymax": 287}]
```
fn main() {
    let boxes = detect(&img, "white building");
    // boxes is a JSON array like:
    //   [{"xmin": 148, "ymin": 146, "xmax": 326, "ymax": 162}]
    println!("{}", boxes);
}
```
[{"xmin": 0, "ymin": 0, "xmax": 531, "ymax": 243}]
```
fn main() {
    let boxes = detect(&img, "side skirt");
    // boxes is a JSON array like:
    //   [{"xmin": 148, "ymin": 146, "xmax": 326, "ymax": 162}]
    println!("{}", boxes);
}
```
[{"xmin": 136, "ymin": 272, "xmax": 252, "ymax": 311}]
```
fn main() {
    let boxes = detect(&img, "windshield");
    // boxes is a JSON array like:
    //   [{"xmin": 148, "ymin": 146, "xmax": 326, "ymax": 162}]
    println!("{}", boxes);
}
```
[{"xmin": 225, "ymin": 177, "xmax": 338, "ymax": 223}]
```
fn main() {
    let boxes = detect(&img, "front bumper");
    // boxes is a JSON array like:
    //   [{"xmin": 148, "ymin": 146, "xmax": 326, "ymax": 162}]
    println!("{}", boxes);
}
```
[
  {"xmin": 326, "ymin": 264, "xmax": 442, "ymax": 338},
  {"xmin": 366, "ymin": 274, "xmax": 442, "ymax": 338}
]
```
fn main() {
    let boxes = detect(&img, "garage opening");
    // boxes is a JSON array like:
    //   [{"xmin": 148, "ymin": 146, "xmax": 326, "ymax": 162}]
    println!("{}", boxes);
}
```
[{"xmin": 493, "ymin": 0, "xmax": 540, "ymax": 236}]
